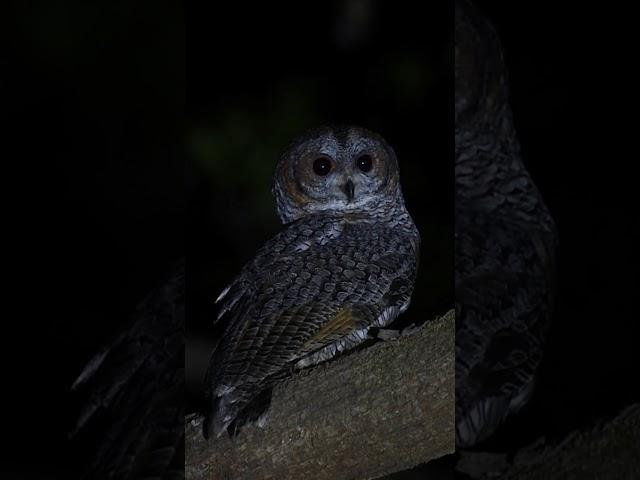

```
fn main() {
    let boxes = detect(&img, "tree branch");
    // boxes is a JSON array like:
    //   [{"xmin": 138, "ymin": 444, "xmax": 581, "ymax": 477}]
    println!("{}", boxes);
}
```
[{"xmin": 185, "ymin": 309, "xmax": 455, "ymax": 480}]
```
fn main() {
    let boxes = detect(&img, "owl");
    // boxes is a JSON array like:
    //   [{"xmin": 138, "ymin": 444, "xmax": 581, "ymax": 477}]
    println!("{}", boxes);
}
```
[
  {"xmin": 455, "ymin": 0, "xmax": 558, "ymax": 447},
  {"xmin": 203, "ymin": 125, "xmax": 420, "ymax": 439}
]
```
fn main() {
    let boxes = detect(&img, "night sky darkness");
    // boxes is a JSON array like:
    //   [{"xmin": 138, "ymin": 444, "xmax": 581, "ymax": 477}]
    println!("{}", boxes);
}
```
[
  {"xmin": 8, "ymin": 2, "xmax": 184, "ymax": 477},
  {"xmin": 5, "ymin": 1, "xmax": 638, "ymax": 478}
]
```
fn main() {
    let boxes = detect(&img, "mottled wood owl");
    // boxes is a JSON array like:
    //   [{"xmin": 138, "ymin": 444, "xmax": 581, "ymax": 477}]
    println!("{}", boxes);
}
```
[
  {"xmin": 204, "ymin": 125, "xmax": 420, "ymax": 439},
  {"xmin": 455, "ymin": 0, "xmax": 558, "ymax": 447}
]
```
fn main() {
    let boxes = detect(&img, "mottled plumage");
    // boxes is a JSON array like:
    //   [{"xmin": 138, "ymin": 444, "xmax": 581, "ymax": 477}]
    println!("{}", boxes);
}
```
[
  {"xmin": 204, "ymin": 126, "xmax": 420, "ymax": 438},
  {"xmin": 455, "ymin": 0, "xmax": 558, "ymax": 447}
]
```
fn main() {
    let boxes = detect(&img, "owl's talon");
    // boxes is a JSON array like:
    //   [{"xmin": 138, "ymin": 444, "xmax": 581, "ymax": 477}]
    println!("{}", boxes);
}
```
[{"xmin": 371, "ymin": 328, "xmax": 401, "ymax": 341}]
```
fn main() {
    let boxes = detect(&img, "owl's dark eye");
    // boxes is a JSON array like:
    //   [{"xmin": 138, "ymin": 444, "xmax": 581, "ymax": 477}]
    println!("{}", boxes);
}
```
[
  {"xmin": 312, "ymin": 157, "xmax": 332, "ymax": 176},
  {"xmin": 356, "ymin": 154, "xmax": 373, "ymax": 173}
]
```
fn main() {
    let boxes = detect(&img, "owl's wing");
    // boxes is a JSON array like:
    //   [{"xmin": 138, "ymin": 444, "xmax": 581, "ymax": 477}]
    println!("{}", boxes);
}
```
[
  {"xmin": 205, "ymin": 215, "xmax": 419, "ymax": 437},
  {"xmin": 212, "ymin": 223, "xmax": 308, "ymax": 325},
  {"xmin": 70, "ymin": 261, "xmax": 184, "ymax": 479},
  {"xmin": 455, "ymin": 214, "xmax": 556, "ymax": 447}
]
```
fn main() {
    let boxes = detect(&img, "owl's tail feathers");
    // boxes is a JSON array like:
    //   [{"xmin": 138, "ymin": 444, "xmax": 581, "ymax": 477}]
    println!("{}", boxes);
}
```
[
  {"xmin": 203, "ymin": 388, "xmax": 239, "ymax": 439},
  {"xmin": 203, "ymin": 383, "xmax": 274, "ymax": 439},
  {"xmin": 203, "ymin": 405, "xmax": 232, "ymax": 440}
]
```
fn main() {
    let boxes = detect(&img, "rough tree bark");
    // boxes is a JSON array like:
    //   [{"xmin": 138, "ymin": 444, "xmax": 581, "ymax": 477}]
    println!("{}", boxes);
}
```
[{"xmin": 185, "ymin": 310, "xmax": 454, "ymax": 480}]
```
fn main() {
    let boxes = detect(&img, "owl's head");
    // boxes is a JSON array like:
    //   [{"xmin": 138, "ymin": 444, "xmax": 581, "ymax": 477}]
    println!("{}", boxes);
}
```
[{"xmin": 273, "ymin": 126, "xmax": 403, "ymax": 224}]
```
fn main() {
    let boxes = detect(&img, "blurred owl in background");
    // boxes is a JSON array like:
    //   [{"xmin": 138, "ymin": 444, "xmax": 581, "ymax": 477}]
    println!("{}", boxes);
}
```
[
  {"xmin": 71, "ymin": 261, "xmax": 185, "ymax": 479},
  {"xmin": 455, "ymin": 0, "xmax": 558, "ymax": 447},
  {"xmin": 204, "ymin": 125, "xmax": 420, "ymax": 439}
]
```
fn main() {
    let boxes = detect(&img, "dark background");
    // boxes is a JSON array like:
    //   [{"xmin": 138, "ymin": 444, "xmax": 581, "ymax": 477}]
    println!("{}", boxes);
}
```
[
  {"xmin": 4, "ymin": 1, "xmax": 637, "ymax": 478},
  {"xmin": 7, "ymin": 1, "xmax": 184, "ymax": 477}
]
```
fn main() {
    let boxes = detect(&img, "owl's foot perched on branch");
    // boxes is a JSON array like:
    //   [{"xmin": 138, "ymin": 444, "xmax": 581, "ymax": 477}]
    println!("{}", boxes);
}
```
[
  {"xmin": 369, "ymin": 321, "xmax": 428, "ymax": 341},
  {"xmin": 368, "ymin": 327, "xmax": 401, "ymax": 341}
]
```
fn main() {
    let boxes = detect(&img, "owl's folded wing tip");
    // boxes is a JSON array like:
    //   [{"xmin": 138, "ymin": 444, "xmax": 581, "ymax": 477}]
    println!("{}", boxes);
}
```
[{"xmin": 215, "ymin": 285, "xmax": 231, "ymax": 304}]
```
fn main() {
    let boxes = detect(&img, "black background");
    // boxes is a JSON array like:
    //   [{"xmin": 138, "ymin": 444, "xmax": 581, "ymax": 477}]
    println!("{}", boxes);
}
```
[
  {"xmin": 8, "ymin": 1, "xmax": 184, "ymax": 477},
  {"xmin": 5, "ymin": 1, "xmax": 638, "ymax": 478}
]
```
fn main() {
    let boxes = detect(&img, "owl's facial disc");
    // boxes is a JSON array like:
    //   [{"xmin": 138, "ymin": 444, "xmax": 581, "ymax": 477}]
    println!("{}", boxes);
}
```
[
  {"xmin": 300, "ymin": 150, "xmax": 384, "ymax": 208},
  {"xmin": 275, "ymin": 126, "xmax": 401, "ymax": 222}
]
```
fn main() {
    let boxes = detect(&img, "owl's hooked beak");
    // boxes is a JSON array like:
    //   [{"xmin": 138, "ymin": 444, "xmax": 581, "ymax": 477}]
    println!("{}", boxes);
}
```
[{"xmin": 343, "ymin": 178, "xmax": 355, "ymax": 203}]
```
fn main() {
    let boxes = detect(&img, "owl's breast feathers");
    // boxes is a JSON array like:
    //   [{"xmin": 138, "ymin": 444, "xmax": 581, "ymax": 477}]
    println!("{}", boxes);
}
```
[{"xmin": 205, "ymin": 213, "xmax": 419, "ymax": 438}]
